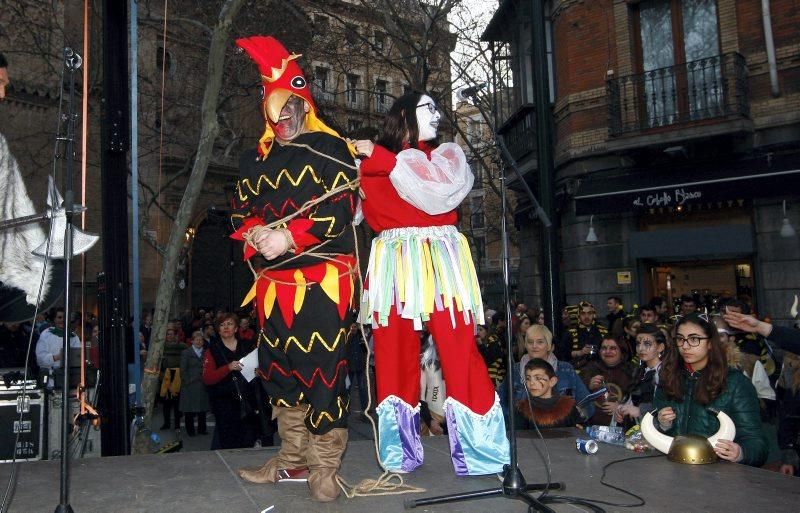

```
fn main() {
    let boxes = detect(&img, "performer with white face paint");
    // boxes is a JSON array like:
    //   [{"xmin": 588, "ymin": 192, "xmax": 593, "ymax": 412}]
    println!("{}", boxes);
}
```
[{"xmin": 353, "ymin": 93, "xmax": 509, "ymax": 476}]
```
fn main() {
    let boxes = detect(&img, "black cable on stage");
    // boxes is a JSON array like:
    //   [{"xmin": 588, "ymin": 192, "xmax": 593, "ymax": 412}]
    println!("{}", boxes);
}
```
[
  {"xmin": 520, "ymin": 389, "xmax": 664, "ymax": 512},
  {"xmin": 522, "ymin": 393, "xmax": 553, "ymax": 500},
  {"xmin": 595, "ymin": 453, "xmax": 662, "ymax": 507},
  {"xmin": 540, "ymin": 495, "xmax": 605, "ymax": 513},
  {"xmin": 542, "ymin": 453, "xmax": 665, "ymax": 510}
]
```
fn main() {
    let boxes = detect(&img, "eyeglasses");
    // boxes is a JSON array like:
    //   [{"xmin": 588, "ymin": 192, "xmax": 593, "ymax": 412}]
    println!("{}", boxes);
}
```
[
  {"xmin": 416, "ymin": 102, "xmax": 437, "ymax": 114},
  {"xmin": 675, "ymin": 335, "xmax": 709, "ymax": 347}
]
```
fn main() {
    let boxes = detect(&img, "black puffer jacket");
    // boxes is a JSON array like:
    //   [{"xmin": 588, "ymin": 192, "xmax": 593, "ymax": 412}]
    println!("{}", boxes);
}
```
[{"xmin": 653, "ymin": 367, "xmax": 768, "ymax": 466}]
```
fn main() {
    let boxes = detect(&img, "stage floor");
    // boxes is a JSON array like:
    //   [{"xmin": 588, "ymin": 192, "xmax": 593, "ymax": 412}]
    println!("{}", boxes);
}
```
[{"xmin": 1, "ymin": 428, "xmax": 797, "ymax": 512}]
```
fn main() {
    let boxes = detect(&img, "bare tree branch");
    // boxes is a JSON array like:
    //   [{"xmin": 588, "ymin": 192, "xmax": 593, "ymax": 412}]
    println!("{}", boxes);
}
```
[{"xmin": 134, "ymin": 0, "xmax": 247, "ymax": 453}]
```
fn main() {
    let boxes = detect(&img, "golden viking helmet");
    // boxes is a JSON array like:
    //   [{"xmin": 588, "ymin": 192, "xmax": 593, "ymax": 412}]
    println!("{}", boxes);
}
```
[{"xmin": 640, "ymin": 409, "xmax": 736, "ymax": 465}]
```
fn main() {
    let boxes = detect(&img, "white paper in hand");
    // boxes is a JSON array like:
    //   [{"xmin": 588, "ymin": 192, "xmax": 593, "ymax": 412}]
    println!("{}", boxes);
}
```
[{"xmin": 239, "ymin": 346, "xmax": 259, "ymax": 382}]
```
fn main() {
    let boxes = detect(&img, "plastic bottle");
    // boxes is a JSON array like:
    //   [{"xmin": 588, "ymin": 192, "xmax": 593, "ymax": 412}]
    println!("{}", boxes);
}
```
[
  {"xmin": 130, "ymin": 406, "xmax": 161, "ymax": 453},
  {"xmin": 149, "ymin": 431, "xmax": 162, "ymax": 452},
  {"xmin": 586, "ymin": 425, "xmax": 625, "ymax": 445}
]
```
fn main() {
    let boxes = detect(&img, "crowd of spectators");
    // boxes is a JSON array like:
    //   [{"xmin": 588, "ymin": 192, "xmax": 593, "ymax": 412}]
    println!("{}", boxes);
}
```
[
  {"xmin": 6, "ymin": 292, "xmax": 800, "ymax": 473},
  {"xmin": 0, "ymin": 305, "xmax": 271, "ymax": 452},
  {"xmin": 475, "ymin": 294, "xmax": 800, "ymax": 472}
]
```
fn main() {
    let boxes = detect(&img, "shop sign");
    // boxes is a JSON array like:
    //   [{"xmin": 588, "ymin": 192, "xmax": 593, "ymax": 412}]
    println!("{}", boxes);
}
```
[
  {"xmin": 574, "ymin": 155, "xmax": 800, "ymax": 216},
  {"xmin": 617, "ymin": 271, "xmax": 631, "ymax": 285},
  {"xmin": 631, "ymin": 187, "xmax": 702, "ymax": 208}
]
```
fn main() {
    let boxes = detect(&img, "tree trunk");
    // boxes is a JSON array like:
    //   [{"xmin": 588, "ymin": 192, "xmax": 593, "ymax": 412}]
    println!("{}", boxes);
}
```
[{"xmin": 134, "ymin": 0, "xmax": 246, "ymax": 454}]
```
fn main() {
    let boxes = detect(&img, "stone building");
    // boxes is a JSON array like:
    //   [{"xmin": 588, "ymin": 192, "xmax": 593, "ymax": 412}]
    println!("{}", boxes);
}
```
[{"xmin": 484, "ymin": 0, "xmax": 800, "ymax": 325}]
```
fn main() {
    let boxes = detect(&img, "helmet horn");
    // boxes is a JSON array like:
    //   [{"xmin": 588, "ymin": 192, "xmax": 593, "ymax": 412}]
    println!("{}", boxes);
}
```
[
  {"xmin": 641, "ymin": 411, "xmax": 674, "ymax": 455},
  {"xmin": 706, "ymin": 408, "xmax": 736, "ymax": 448}
]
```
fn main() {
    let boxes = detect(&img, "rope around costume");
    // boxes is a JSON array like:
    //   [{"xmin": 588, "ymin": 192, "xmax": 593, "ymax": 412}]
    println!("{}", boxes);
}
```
[
  {"xmin": 240, "ymin": 175, "xmax": 360, "ymax": 279},
  {"xmin": 335, "ymin": 223, "xmax": 426, "ymax": 498},
  {"xmin": 239, "ymin": 158, "xmax": 425, "ymax": 498}
]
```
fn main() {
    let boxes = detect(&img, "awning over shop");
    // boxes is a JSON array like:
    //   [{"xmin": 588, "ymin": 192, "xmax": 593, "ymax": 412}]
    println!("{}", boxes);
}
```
[{"xmin": 574, "ymin": 154, "xmax": 800, "ymax": 215}]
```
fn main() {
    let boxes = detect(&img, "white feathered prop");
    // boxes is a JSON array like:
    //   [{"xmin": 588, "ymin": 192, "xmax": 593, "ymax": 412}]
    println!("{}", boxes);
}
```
[{"xmin": 0, "ymin": 133, "xmax": 52, "ymax": 305}]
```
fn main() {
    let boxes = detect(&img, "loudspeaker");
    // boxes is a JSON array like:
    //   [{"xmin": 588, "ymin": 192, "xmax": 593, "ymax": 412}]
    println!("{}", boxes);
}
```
[{"xmin": 0, "ymin": 389, "xmax": 44, "ymax": 462}]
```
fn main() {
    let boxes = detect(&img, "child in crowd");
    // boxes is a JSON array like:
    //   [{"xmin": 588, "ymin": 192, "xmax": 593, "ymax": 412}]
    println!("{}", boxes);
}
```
[{"xmin": 516, "ymin": 358, "xmax": 584, "ymax": 429}]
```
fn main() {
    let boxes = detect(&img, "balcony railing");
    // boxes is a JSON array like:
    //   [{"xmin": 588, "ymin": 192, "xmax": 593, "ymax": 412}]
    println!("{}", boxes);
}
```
[
  {"xmin": 345, "ymin": 90, "xmax": 366, "ymax": 110},
  {"xmin": 374, "ymin": 95, "xmax": 390, "ymax": 113},
  {"xmin": 311, "ymin": 84, "xmax": 335, "ymax": 105},
  {"xmin": 497, "ymin": 104, "xmax": 537, "ymax": 163},
  {"xmin": 607, "ymin": 52, "xmax": 748, "ymax": 136}
]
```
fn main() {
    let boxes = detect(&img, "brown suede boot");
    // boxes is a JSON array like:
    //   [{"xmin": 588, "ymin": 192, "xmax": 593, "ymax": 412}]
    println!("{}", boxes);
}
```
[
  {"xmin": 306, "ymin": 428, "xmax": 348, "ymax": 502},
  {"xmin": 238, "ymin": 405, "xmax": 309, "ymax": 484}
]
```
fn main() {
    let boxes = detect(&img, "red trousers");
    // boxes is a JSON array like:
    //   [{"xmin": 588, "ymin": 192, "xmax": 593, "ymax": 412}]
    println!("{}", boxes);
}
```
[{"xmin": 373, "ymin": 303, "xmax": 495, "ymax": 415}]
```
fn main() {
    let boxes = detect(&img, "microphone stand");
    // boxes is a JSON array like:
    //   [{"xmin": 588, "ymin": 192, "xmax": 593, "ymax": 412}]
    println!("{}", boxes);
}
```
[
  {"xmin": 54, "ymin": 46, "xmax": 82, "ymax": 513},
  {"xmin": 404, "ymin": 91, "xmax": 561, "ymax": 512}
]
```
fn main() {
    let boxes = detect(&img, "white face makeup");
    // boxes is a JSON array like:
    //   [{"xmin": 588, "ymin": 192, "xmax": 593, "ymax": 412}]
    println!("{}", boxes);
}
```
[{"xmin": 415, "ymin": 94, "xmax": 440, "ymax": 142}]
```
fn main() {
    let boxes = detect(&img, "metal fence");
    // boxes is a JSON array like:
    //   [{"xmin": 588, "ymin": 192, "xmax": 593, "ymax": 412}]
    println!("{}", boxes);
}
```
[
  {"xmin": 311, "ymin": 84, "xmax": 335, "ymax": 105},
  {"xmin": 607, "ymin": 52, "xmax": 748, "ymax": 135},
  {"xmin": 345, "ymin": 90, "xmax": 365, "ymax": 110}
]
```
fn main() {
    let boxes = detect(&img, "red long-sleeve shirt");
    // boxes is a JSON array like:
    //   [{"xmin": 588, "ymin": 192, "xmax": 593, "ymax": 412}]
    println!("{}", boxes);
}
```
[
  {"xmin": 359, "ymin": 142, "xmax": 458, "ymax": 233},
  {"xmin": 202, "ymin": 349, "xmax": 231, "ymax": 386}
]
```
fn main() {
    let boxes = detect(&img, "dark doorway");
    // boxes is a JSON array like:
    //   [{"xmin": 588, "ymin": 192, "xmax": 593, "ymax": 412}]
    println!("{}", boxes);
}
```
[{"xmin": 189, "ymin": 216, "xmax": 252, "ymax": 312}]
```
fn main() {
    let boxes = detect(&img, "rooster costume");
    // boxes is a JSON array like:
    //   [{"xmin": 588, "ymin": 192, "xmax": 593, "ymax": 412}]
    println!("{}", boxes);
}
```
[
  {"xmin": 357, "ymin": 93, "xmax": 509, "ymax": 476},
  {"xmin": 231, "ymin": 36, "xmax": 356, "ymax": 502}
]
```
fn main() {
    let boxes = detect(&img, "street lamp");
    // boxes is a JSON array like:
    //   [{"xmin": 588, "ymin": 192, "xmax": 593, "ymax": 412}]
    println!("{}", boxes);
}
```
[
  {"xmin": 780, "ymin": 200, "xmax": 796, "ymax": 238},
  {"xmin": 586, "ymin": 215, "xmax": 598, "ymax": 243}
]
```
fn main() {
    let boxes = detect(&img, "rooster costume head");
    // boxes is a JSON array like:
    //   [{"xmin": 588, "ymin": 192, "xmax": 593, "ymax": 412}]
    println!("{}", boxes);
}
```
[{"xmin": 236, "ymin": 36, "xmax": 348, "ymax": 158}]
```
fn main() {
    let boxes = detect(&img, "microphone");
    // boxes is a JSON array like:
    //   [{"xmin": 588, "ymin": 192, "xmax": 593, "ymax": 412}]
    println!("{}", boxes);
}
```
[{"xmin": 456, "ymin": 82, "xmax": 487, "ymax": 102}]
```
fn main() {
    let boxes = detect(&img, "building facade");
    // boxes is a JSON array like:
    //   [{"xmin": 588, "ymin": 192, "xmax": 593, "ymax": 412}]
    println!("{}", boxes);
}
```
[{"xmin": 485, "ymin": 0, "xmax": 800, "ymax": 325}]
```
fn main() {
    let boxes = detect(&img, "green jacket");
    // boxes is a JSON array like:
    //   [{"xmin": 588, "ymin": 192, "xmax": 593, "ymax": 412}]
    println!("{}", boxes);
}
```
[{"xmin": 653, "ymin": 367, "xmax": 767, "ymax": 467}]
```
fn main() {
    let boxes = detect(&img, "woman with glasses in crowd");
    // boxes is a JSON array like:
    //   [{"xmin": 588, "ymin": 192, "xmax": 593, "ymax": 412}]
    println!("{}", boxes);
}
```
[
  {"xmin": 615, "ymin": 324, "xmax": 666, "ymax": 426},
  {"xmin": 654, "ymin": 313, "xmax": 768, "ymax": 466}
]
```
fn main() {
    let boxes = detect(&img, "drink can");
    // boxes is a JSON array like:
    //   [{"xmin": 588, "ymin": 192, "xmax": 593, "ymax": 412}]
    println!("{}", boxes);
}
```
[{"xmin": 576, "ymin": 438, "xmax": 598, "ymax": 455}]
